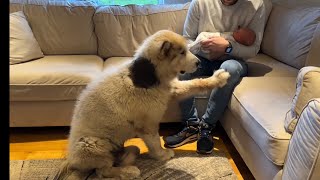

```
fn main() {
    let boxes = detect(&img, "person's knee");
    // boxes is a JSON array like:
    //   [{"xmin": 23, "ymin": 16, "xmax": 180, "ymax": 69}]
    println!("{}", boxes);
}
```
[
  {"xmin": 220, "ymin": 60, "xmax": 245, "ymax": 83},
  {"xmin": 220, "ymin": 60, "xmax": 241, "ymax": 74}
]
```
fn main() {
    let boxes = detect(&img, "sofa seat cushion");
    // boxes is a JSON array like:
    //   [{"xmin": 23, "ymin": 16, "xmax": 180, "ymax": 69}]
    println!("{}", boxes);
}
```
[
  {"xmin": 228, "ymin": 54, "xmax": 299, "ymax": 166},
  {"xmin": 10, "ymin": 55, "xmax": 103, "ymax": 101},
  {"xmin": 246, "ymin": 54, "xmax": 299, "ymax": 77},
  {"xmin": 103, "ymin": 57, "xmax": 133, "ymax": 71}
]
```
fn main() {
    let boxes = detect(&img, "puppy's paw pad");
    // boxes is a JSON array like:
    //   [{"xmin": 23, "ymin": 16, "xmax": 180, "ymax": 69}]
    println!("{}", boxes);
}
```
[
  {"xmin": 214, "ymin": 69, "xmax": 230, "ymax": 87},
  {"xmin": 165, "ymin": 149, "xmax": 175, "ymax": 158},
  {"xmin": 159, "ymin": 149, "xmax": 175, "ymax": 161},
  {"xmin": 120, "ymin": 166, "xmax": 141, "ymax": 179},
  {"xmin": 219, "ymin": 71, "xmax": 231, "ymax": 81},
  {"xmin": 213, "ymin": 69, "xmax": 226, "ymax": 76}
]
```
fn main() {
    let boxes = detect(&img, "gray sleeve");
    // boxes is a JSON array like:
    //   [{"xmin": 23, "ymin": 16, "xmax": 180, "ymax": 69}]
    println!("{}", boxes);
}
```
[{"xmin": 183, "ymin": 0, "xmax": 200, "ymax": 45}]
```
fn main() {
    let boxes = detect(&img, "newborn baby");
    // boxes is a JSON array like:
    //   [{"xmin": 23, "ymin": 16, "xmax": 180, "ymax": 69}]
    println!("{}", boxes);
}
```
[{"xmin": 189, "ymin": 27, "xmax": 256, "ymax": 59}]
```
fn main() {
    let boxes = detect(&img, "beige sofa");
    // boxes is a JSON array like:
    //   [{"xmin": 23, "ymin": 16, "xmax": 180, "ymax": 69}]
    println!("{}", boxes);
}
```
[{"xmin": 9, "ymin": 0, "xmax": 320, "ymax": 179}]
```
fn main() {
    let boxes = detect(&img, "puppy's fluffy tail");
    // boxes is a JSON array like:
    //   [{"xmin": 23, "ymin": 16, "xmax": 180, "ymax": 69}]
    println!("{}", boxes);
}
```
[{"xmin": 53, "ymin": 160, "xmax": 71, "ymax": 180}]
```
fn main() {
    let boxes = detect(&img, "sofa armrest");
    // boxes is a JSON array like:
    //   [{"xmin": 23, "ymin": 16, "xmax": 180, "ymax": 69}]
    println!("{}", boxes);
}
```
[
  {"xmin": 285, "ymin": 66, "xmax": 320, "ymax": 133},
  {"xmin": 282, "ymin": 98, "xmax": 320, "ymax": 180}
]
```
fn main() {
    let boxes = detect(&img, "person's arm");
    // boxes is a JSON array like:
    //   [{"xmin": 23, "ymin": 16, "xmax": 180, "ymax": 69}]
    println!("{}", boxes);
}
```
[
  {"xmin": 220, "ymin": 32, "xmax": 235, "ymax": 42},
  {"xmin": 229, "ymin": 0, "xmax": 272, "ymax": 59},
  {"xmin": 183, "ymin": 0, "xmax": 200, "ymax": 45}
]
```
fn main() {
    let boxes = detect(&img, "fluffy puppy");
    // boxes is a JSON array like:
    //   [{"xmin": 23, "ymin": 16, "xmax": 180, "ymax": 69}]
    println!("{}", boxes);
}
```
[{"xmin": 53, "ymin": 30, "xmax": 230, "ymax": 180}]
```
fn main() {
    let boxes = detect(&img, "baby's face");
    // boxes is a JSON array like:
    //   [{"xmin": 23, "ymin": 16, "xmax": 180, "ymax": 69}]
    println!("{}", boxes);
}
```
[
  {"xmin": 233, "ymin": 27, "xmax": 256, "ymax": 46},
  {"xmin": 221, "ymin": 0, "xmax": 238, "ymax": 6}
]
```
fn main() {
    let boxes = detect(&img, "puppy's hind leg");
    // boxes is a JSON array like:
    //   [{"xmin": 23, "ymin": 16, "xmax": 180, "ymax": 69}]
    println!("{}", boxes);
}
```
[
  {"xmin": 67, "ymin": 136, "xmax": 119, "ymax": 179},
  {"xmin": 95, "ymin": 145, "xmax": 141, "ymax": 179},
  {"xmin": 70, "ymin": 137, "xmax": 140, "ymax": 179},
  {"xmin": 115, "ymin": 145, "xmax": 140, "ymax": 167},
  {"xmin": 171, "ymin": 69, "xmax": 230, "ymax": 100},
  {"xmin": 96, "ymin": 164, "xmax": 141, "ymax": 180}
]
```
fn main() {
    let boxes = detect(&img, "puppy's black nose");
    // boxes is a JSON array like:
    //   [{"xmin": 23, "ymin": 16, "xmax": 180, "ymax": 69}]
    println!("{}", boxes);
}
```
[{"xmin": 196, "ymin": 60, "xmax": 201, "ymax": 67}]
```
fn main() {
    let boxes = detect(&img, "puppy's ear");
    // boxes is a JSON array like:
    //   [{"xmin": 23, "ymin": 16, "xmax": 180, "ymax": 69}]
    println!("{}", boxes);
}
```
[{"xmin": 160, "ymin": 41, "xmax": 172, "ymax": 57}]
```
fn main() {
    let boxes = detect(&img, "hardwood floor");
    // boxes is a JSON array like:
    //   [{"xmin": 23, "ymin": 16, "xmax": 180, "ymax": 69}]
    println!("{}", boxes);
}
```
[{"xmin": 10, "ymin": 123, "xmax": 254, "ymax": 180}]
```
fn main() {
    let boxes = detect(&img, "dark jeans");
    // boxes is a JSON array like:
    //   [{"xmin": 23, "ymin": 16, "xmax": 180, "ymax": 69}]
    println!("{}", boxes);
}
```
[{"xmin": 179, "ymin": 55, "xmax": 248, "ymax": 128}]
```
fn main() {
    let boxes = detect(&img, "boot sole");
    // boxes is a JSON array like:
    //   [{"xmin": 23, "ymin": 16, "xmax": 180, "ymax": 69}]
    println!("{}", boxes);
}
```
[
  {"xmin": 196, "ymin": 149, "xmax": 213, "ymax": 154},
  {"xmin": 164, "ymin": 134, "xmax": 198, "ymax": 148}
]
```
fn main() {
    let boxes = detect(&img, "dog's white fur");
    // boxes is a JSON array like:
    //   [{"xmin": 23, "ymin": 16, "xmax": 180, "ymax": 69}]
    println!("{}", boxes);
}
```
[{"xmin": 53, "ymin": 30, "xmax": 230, "ymax": 179}]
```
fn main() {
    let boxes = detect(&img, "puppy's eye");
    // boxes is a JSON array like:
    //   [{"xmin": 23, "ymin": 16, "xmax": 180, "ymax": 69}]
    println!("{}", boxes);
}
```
[{"xmin": 180, "ymin": 50, "xmax": 186, "ymax": 55}]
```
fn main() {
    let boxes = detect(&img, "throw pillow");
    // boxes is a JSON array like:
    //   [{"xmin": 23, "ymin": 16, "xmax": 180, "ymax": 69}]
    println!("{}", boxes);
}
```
[{"xmin": 10, "ymin": 11, "xmax": 44, "ymax": 65}]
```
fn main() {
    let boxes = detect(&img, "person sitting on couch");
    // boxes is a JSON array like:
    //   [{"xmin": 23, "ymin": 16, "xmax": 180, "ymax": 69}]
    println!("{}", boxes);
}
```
[{"xmin": 164, "ymin": 0, "xmax": 272, "ymax": 154}]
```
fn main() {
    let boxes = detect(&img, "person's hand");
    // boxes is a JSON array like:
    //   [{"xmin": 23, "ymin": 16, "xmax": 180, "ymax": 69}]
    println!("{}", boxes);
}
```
[
  {"xmin": 201, "ymin": 36, "xmax": 229, "ymax": 53},
  {"xmin": 200, "ymin": 36, "xmax": 229, "ymax": 60}
]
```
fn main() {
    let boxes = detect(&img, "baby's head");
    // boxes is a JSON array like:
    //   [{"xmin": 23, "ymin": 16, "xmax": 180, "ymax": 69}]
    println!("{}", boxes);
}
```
[{"xmin": 233, "ymin": 26, "xmax": 256, "ymax": 46}]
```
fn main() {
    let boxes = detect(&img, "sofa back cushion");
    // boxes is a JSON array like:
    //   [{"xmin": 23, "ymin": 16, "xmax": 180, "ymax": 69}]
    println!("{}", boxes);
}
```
[
  {"xmin": 10, "ymin": 1, "xmax": 24, "ymax": 13},
  {"xmin": 305, "ymin": 22, "xmax": 320, "ymax": 68},
  {"xmin": 261, "ymin": 1, "xmax": 320, "ymax": 69},
  {"xmin": 94, "ymin": 3, "xmax": 189, "ymax": 58},
  {"xmin": 10, "ymin": 0, "xmax": 98, "ymax": 55}
]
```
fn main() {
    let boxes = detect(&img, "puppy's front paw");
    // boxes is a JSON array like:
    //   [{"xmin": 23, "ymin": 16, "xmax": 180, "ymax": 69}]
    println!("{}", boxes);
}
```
[
  {"xmin": 160, "ymin": 149, "xmax": 175, "ymax": 161},
  {"xmin": 213, "ymin": 69, "xmax": 230, "ymax": 88},
  {"xmin": 120, "ymin": 166, "xmax": 141, "ymax": 179},
  {"xmin": 152, "ymin": 149, "xmax": 175, "ymax": 161}
]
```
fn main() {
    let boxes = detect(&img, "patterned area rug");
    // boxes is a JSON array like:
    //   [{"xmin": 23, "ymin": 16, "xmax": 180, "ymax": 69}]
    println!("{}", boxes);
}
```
[{"xmin": 10, "ymin": 151, "xmax": 237, "ymax": 180}]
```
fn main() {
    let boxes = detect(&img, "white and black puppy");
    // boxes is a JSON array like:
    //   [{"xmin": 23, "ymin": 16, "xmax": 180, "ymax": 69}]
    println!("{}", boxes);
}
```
[{"xmin": 53, "ymin": 30, "xmax": 230, "ymax": 180}]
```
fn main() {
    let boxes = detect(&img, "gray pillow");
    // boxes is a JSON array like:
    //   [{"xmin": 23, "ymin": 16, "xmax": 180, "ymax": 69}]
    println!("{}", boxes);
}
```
[{"xmin": 10, "ymin": 11, "xmax": 44, "ymax": 65}]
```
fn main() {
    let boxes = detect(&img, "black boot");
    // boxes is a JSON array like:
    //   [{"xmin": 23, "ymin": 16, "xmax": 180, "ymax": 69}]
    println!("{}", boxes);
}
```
[{"xmin": 197, "ymin": 121, "xmax": 214, "ymax": 154}]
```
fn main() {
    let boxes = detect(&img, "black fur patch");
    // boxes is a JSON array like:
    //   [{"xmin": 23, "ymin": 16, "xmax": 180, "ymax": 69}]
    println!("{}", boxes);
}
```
[{"xmin": 128, "ymin": 57, "xmax": 160, "ymax": 89}]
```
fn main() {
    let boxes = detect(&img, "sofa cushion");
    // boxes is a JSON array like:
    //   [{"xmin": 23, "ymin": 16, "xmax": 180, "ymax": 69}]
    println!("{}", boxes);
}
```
[
  {"xmin": 103, "ymin": 57, "xmax": 133, "ymax": 71},
  {"xmin": 228, "ymin": 54, "xmax": 299, "ymax": 166},
  {"xmin": 10, "ymin": 3, "xmax": 23, "ymax": 13},
  {"xmin": 94, "ymin": 3, "xmax": 189, "ymax": 58},
  {"xmin": 10, "ymin": 11, "xmax": 44, "ymax": 65},
  {"xmin": 285, "ymin": 66, "xmax": 320, "ymax": 133},
  {"xmin": 230, "ymin": 77, "xmax": 294, "ymax": 166},
  {"xmin": 305, "ymin": 23, "xmax": 320, "ymax": 67},
  {"xmin": 246, "ymin": 54, "xmax": 299, "ymax": 77},
  {"xmin": 261, "ymin": 1, "xmax": 320, "ymax": 69},
  {"xmin": 10, "ymin": 55, "xmax": 103, "ymax": 101},
  {"xmin": 14, "ymin": 0, "xmax": 98, "ymax": 55}
]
